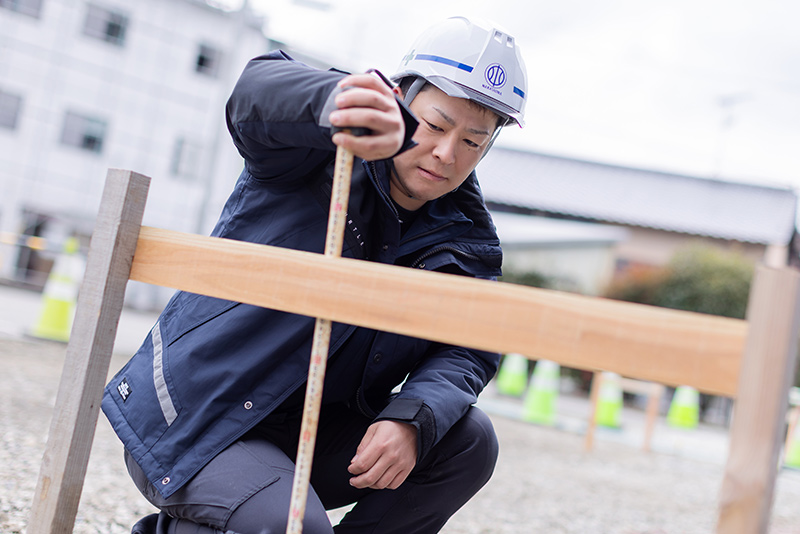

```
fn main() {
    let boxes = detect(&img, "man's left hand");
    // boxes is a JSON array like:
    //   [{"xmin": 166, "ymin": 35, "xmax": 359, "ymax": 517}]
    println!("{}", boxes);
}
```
[{"xmin": 348, "ymin": 420, "xmax": 418, "ymax": 490}]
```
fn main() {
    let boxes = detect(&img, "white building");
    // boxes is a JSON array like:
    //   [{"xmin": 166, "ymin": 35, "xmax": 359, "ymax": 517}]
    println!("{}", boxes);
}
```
[
  {"xmin": 0, "ymin": 0, "xmax": 271, "ymax": 292},
  {"xmin": 492, "ymin": 212, "xmax": 629, "ymax": 295}
]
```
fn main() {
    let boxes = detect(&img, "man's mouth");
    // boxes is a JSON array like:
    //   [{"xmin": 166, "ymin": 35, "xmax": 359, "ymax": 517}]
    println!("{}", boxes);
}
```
[{"xmin": 419, "ymin": 167, "xmax": 447, "ymax": 182}]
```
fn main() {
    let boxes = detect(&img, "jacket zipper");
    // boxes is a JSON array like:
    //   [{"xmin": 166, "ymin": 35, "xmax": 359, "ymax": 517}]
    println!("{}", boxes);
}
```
[
  {"xmin": 354, "ymin": 386, "xmax": 376, "ymax": 418},
  {"xmin": 410, "ymin": 245, "xmax": 482, "ymax": 269}
]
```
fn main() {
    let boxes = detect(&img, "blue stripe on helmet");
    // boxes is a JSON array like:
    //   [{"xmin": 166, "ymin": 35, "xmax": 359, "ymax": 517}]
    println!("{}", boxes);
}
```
[
  {"xmin": 513, "ymin": 86, "xmax": 525, "ymax": 98},
  {"xmin": 414, "ymin": 54, "xmax": 474, "ymax": 73}
]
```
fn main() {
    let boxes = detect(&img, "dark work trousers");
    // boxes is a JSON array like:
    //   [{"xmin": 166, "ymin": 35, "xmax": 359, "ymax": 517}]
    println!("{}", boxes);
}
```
[{"xmin": 125, "ymin": 403, "xmax": 499, "ymax": 534}]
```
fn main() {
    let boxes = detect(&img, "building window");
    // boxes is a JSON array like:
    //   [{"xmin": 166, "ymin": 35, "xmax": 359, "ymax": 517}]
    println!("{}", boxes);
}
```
[
  {"xmin": 0, "ymin": 90, "xmax": 22, "ymax": 130},
  {"xmin": 0, "ymin": 0, "xmax": 43, "ymax": 18},
  {"xmin": 83, "ymin": 4, "xmax": 128, "ymax": 46},
  {"xmin": 196, "ymin": 44, "xmax": 221, "ymax": 76},
  {"xmin": 61, "ymin": 112, "xmax": 107, "ymax": 154},
  {"xmin": 171, "ymin": 138, "xmax": 203, "ymax": 180}
]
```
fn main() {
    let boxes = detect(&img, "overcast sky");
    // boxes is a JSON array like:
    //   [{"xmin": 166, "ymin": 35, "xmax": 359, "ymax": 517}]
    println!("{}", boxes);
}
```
[{"xmin": 239, "ymin": 0, "xmax": 799, "ymax": 191}]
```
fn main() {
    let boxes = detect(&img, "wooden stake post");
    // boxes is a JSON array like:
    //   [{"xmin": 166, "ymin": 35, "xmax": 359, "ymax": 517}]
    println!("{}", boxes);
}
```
[
  {"xmin": 717, "ymin": 266, "xmax": 800, "ymax": 533},
  {"xmin": 584, "ymin": 374, "xmax": 664, "ymax": 453},
  {"xmin": 27, "ymin": 169, "xmax": 800, "ymax": 533},
  {"xmin": 27, "ymin": 170, "xmax": 150, "ymax": 534}
]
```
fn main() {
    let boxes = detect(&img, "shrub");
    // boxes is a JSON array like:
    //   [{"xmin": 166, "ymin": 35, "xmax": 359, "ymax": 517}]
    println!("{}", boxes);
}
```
[
  {"xmin": 654, "ymin": 245, "xmax": 754, "ymax": 319},
  {"xmin": 606, "ymin": 244, "xmax": 754, "ymax": 320},
  {"xmin": 500, "ymin": 270, "xmax": 553, "ymax": 289}
]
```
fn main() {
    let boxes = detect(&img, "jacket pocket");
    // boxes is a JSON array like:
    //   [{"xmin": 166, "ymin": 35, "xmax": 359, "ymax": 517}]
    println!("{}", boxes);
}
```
[{"xmin": 106, "ymin": 322, "xmax": 183, "ymax": 449}]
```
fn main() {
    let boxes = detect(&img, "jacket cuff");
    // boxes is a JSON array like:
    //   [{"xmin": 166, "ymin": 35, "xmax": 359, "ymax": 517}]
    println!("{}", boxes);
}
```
[{"xmin": 375, "ymin": 398, "xmax": 435, "ymax": 462}]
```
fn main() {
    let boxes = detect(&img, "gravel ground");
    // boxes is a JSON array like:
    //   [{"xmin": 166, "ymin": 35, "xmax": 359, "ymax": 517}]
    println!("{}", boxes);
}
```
[{"xmin": 3, "ymin": 336, "xmax": 800, "ymax": 533}]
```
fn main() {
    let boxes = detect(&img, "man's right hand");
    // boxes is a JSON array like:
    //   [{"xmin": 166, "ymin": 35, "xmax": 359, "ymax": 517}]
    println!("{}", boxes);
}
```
[
  {"xmin": 347, "ymin": 420, "xmax": 418, "ymax": 490},
  {"xmin": 329, "ymin": 73, "xmax": 405, "ymax": 161}
]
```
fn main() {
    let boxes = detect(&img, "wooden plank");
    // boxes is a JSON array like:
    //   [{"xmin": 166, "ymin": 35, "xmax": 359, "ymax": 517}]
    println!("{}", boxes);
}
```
[
  {"xmin": 717, "ymin": 266, "xmax": 800, "ymax": 534},
  {"xmin": 27, "ymin": 170, "xmax": 150, "ymax": 534},
  {"xmin": 129, "ymin": 227, "xmax": 747, "ymax": 396}
]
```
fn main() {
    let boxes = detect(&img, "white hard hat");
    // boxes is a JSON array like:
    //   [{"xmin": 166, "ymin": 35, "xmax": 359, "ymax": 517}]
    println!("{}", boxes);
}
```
[{"xmin": 392, "ymin": 16, "xmax": 528, "ymax": 127}]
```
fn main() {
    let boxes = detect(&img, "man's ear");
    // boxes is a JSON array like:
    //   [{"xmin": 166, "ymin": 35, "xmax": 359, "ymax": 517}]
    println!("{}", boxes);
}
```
[{"xmin": 393, "ymin": 85, "xmax": 404, "ymax": 99}]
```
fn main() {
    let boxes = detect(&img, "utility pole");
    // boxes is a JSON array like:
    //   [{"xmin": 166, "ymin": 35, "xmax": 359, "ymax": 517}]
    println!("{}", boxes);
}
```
[{"xmin": 713, "ymin": 92, "xmax": 752, "ymax": 178}]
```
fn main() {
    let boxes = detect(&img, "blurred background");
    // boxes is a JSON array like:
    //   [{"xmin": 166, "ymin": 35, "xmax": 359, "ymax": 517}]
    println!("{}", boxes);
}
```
[
  {"xmin": 1, "ymin": 0, "xmax": 798, "ymax": 316},
  {"xmin": 3, "ymin": 0, "xmax": 800, "ymax": 476}
]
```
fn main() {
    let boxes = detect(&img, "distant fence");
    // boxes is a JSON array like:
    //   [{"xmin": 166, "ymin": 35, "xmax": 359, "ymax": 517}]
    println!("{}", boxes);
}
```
[{"xmin": 0, "ymin": 232, "xmax": 83, "ymax": 289}]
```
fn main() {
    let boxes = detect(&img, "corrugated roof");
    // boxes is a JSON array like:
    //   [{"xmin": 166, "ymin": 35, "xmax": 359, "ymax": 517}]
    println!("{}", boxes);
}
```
[{"xmin": 477, "ymin": 148, "xmax": 798, "ymax": 245}]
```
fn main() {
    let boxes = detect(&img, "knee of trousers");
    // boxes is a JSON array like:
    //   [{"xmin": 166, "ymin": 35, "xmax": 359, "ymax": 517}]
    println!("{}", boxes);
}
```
[{"xmin": 435, "ymin": 407, "xmax": 499, "ymax": 487}]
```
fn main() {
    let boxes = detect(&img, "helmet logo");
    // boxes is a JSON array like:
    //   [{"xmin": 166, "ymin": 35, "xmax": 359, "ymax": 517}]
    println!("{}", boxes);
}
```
[{"xmin": 484, "ymin": 64, "xmax": 507, "ymax": 89}]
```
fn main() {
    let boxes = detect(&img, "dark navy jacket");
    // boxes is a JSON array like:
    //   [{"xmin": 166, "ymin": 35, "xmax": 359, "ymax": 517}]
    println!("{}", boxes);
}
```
[{"xmin": 102, "ymin": 51, "xmax": 503, "ymax": 499}]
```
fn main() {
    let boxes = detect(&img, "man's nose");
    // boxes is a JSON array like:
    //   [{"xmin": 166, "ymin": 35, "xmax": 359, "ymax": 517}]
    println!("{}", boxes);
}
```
[{"xmin": 432, "ymin": 135, "xmax": 457, "ymax": 165}]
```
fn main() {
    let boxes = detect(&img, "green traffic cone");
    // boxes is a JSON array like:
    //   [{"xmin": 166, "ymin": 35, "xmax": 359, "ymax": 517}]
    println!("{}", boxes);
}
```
[
  {"xmin": 595, "ymin": 372, "xmax": 623, "ymax": 428},
  {"xmin": 667, "ymin": 386, "xmax": 699, "ymax": 429},
  {"xmin": 786, "ymin": 428, "xmax": 800, "ymax": 469},
  {"xmin": 522, "ymin": 360, "xmax": 560, "ymax": 426},
  {"xmin": 496, "ymin": 353, "xmax": 529, "ymax": 397}
]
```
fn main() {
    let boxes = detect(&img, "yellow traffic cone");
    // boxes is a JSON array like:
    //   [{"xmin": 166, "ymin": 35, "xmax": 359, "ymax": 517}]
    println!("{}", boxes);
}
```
[
  {"xmin": 31, "ymin": 237, "xmax": 84, "ymax": 342},
  {"xmin": 667, "ymin": 386, "xmax": 700, "ymax": 429},
  {"xmin": 595, "ymin": 372, "xmax": 623, "ymax": 428},
  {"xmin": 522, "ymin": 360, "xmax": 560, "ymax": 425},
  {"xmin": 495, "ymin": 353, "xmax": 529, "ymax": 397}
]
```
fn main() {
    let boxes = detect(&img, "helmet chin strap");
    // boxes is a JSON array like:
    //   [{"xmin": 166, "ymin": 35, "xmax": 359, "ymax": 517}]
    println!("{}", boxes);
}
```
[{"xmin": 388, "ymin": 162, "xmax": 418, "ymax": 200}]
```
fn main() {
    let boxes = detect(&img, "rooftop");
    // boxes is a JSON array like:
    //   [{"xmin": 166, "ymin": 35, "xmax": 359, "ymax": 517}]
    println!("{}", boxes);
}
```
[
  {"xmin": 491, "ymin": 212, "xmax": 629, "ymax": 248},
  {"xmin": 477, "ymin": 148, "xmax": 798, "ymax": 246}
]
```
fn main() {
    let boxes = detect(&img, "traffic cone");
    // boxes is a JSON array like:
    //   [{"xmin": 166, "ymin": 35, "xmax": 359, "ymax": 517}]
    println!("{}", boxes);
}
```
[
  {"xmin": 595, "ymin": 372, "xmax": 623, "ymax": 428},
  {"xmin": 495, "ymin": 353, "xmax": 529, "ymax": 397},
  {"xmin": 522, "ymin": 360, "xmax": 560, "ymax": 425},
  {"xmin": 667, "ymin": 386, "xmax": 700, "ymax": 429},
  {"xmin": 30, "ymin": 237, "xmax": 84, "ymax": 342},
  {"xmin": 785, "ymin": 389, "xmax": 800, "ymax": 469},
  {"xmin": 786, "ymin": 424, "xmax": 800, "ymax": 469}
]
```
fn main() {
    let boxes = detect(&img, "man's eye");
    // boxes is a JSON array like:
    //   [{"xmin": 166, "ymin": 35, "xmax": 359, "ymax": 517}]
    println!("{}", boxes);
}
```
[
  {"xmin": 425, "ymin": 120, "xmax": 443, "ymax": 132},
  {"xmin": 465, "ymin": 140, "xmax": 479, "ymax": 148}
]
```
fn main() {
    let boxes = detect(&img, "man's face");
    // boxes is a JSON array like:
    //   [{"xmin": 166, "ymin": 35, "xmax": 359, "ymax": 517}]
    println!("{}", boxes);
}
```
[{"xmin": 390, "ymin": 85, "xmax": 498, "ymax": 211}]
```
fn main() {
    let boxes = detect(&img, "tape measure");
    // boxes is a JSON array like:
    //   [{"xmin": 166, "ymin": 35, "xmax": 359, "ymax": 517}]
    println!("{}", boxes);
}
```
[{"xmin": 286, "ymin": 144, "xmax": 354, "ymax": 534}]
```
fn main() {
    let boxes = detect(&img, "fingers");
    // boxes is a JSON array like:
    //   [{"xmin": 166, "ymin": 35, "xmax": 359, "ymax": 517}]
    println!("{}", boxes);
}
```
[
  {"xmin": 347, "ymin": 421, "xmax": 417, "ymax": 490},
  {"xmin": 329, "ymin": 73, "xmax": 404, "ymax": 161},
  {"xmin": 348, "ymin": 452, "xmax": 412, "ymax": 490}
]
